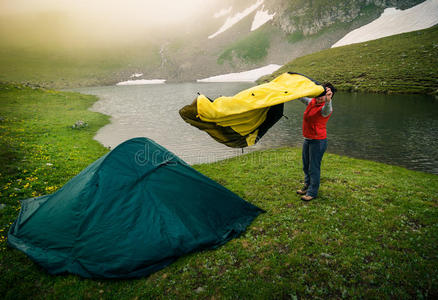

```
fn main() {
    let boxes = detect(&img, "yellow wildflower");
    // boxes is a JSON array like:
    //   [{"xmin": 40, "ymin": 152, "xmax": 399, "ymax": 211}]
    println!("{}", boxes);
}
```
[{"xmin": 45, "ymin": 186, "xmax": 57, "ymax": 193}]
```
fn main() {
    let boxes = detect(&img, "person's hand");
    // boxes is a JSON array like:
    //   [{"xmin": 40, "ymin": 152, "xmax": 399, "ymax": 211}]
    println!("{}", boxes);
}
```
[{"xmin": 325, "ymin": 88, "xmax": 333, "ymax": 102}]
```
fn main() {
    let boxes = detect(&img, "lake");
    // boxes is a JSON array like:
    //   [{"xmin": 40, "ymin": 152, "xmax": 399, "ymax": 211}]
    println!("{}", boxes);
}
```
[{"xmin": 72, "ymin": 83, "xmax": 438, "ymax": 174}]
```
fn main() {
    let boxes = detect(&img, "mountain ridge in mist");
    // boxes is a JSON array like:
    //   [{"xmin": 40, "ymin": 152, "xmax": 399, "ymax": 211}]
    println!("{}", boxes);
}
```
[{"xmin": 0, "ymin": 0, "xmax": 426, "ymax": 87}]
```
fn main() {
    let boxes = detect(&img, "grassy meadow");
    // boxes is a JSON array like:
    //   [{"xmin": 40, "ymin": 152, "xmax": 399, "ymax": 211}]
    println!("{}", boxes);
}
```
[
  {"xmin": 0, "ymin": 12, "xmax": 161, "ymax": 89},
  {"xmin": 0, "ymin": 45, "xmax": 161, "ymax": 89},
  {"xmin": 1, "ymin": 83, "xmax": 437, "ymax": 299},
  {"xmin": 259, "ymin": 26, "xmax": 438, "ymax": 94}
]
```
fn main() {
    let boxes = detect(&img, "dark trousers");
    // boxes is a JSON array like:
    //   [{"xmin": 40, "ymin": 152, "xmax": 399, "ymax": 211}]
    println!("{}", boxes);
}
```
[{"xmin": 302, "ymin": 138, "xmax": 327, "ymax": 197}]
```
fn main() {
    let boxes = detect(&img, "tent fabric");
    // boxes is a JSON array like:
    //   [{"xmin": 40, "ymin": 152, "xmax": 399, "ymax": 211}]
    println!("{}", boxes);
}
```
[
  {"xmin": 179, "ymin": 72, "xmax": 325, "ymax": 148},
  {"xmin": 8, "ymin": 137, "xmax": 264, "ymax": 278}
]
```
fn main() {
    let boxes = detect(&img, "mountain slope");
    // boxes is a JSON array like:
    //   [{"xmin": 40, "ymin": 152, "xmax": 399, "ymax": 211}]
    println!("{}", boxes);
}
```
[
  {"xmin": 332, "ymin": 0, "xmax": 438, "ymax": 47},
  {"xmin": 147, "ymin": 0, "xmax": 427, "ymax": 82},
  {"xmin": 258, "ymin": 25, "xmax": 438, "ymax": 94},
  {"xmin": 0, "ymin": 0, "xmax": 428, "ymax": 87}
]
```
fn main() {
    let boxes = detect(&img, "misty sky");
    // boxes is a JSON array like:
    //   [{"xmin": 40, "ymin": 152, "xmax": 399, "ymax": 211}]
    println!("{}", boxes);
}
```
[
  {"xmin": 0, "ymin": 0, "xmax": 232, "ymax": 45},
  {"xmin": 0, "ymin": 0, "xmax": 218, "ymax": 27}
]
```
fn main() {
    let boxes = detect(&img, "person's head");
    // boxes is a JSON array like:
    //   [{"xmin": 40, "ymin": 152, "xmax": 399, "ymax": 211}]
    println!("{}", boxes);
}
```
[
  {"xmin": 316, "ymin": 82, "xmax": 337, "ymax": 104},
  {"xmin": 324, "ymin": 82, "xmax": 336, "ymax": 96}
]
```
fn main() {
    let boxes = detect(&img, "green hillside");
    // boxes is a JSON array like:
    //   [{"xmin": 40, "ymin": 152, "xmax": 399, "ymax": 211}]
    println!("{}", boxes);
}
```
[
  {"xmin": 0, "ymin": 12, "xmax": 161, "ymax": 89},
  {"xmin": 0, "ymin": 45, "xmax": 161, "ymax": 89},
  {"xmin": 218, "ymin": 28, "xmax": 271, "ymax": 66},
  {"xmin": 258, "ymin": 26, "xmax": 438, "ymax": 94}
]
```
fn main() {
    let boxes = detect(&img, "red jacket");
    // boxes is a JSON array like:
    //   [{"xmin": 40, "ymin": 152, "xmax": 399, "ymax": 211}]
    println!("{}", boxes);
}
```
[{"xmin": 302, "ymin": 98, "xmax": 332, "ymax": 139}]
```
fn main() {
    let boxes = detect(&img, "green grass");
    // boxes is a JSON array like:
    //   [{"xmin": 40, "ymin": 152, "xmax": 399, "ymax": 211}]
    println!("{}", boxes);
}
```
[
  {"xmin": 0, "ymin": 82, "xmax": 110, "ymax": 217},
  {"xmin": 259, "ymin": 26, "xmax": 438, "ymax": 94},
  {"xmin": 1, "ymin": 83, "xmax": 438, "ymax": 299},
  {"xmin": 0, "ymin": 45, "xmax": 161, "ymax": 89},
  {"xmin": 217, "ymin": 29, "xmax": 271, "ymax": 66},
  {"xmin": 287, "ymin": 31, "xmax": 305, "ymax": 43}
]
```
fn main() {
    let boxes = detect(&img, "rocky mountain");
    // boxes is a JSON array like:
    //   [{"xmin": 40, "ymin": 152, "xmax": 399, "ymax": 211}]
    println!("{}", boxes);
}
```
[
  {"xmin": 150, "ymin": 0, "xmax": 425, "ymax": 82},
  {"xmin": 0, "ymin": 0, "xmax": 426, "ymax": 86}
]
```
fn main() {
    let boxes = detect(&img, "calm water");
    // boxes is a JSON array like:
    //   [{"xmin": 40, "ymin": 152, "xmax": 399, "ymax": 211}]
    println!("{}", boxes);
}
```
[{"xmin": 72, "ymin": 83, "xmax": 438, "ymax": 174}]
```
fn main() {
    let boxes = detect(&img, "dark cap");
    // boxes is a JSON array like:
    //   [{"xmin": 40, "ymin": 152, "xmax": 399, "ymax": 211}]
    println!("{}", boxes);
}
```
[
  {"xmin": 317, "ymin": 82, "xmax": 337, "ymax": 97},
  {"xmin": 324, "ymin": 82, "xmax": 337, "ymax": 96}
]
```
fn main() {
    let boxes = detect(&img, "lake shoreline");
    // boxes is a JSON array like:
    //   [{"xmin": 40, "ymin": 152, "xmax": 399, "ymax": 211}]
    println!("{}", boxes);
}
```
[{"xmin": 73, "ymin": 83, "xmax": 438, "ymax": 174}]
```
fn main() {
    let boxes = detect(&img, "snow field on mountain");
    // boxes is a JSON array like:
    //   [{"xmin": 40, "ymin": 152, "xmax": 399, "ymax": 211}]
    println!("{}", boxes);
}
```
[
  {"xmin": 332, "ymin": 0, "xmax": 438, "ymax": 47},
  {"xmin": 197, "ymin": 64, "xmax": 282, "ymax": 82}
]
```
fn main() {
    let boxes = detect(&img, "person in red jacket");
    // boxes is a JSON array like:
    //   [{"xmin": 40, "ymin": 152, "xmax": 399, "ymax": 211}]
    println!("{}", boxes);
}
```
[{"xmin": 297, "ymin": 83, "xmax": 336, "ymax": 201}]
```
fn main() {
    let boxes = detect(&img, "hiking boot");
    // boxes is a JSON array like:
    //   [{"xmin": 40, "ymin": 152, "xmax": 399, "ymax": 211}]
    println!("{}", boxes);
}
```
[
  {"xmin": 296, "ymin": 185, "xmax": 308, "ymax": 195},
  {"xmin": 301, "ymin": 195, "xmax": 316, "ymax": 201}
]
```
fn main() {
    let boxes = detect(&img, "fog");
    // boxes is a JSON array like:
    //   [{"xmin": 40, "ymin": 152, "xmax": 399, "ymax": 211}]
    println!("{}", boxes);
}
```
[
  {"xmin": 1, "ymin": 0, "xmax": 217, "ymax": 26},
  {"xmin": 0, "ymin": 0, "xmax": 225, "ymax": 46}
]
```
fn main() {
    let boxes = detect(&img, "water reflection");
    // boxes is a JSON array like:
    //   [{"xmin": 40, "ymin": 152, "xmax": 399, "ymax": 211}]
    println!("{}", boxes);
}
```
[{"xmin": 72, "ymin": 84, "xmax": 438, "ymax": 174}]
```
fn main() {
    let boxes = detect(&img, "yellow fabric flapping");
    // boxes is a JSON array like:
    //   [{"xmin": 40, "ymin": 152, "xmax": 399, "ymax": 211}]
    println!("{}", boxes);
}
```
[
  {"xmin": 245, "ymin": 130, "xmax": 259, "ymax": 146},
  {"xmin": 197, "ymin": 73, "xmax": 324, "ymax": 136}
]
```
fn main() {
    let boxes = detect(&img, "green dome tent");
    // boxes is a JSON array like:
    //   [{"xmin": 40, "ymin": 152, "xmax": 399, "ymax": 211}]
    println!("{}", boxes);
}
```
[{"xmin": 8, "ymin": 137, "xmax": 264, "ymax": 278}]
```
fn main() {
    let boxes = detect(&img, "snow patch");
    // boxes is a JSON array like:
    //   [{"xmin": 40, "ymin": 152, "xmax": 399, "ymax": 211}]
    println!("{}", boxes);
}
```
[
  {"xmin": 332, "ymin": 0, "xmax": 438, "ymax": 48},
  {"xmin": 214, "ymin": 7, "xmax": 232, "ymax": 18},
  {"xmin": 197, "ymin": 64, "xmax": 282, "ymax": 82},
  {"xmin": 208, "ymin": 0, "xmax": 264, "ymax": 39},
  {"xmin": 130, "ymin": 73, "xmax": 143, "ymax": 78},
  {"xmin": 251, "ymin": 6, "xmax": 275, "ymax": 31},
  {"xmin": 116, "ymin": 79, "xmax": 166, "ymax": 85}
]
